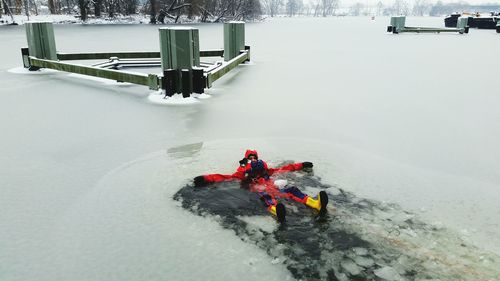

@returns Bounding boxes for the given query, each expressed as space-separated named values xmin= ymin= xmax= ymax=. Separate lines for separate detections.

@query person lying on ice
xmin=193 ymin=149 xmax=328 ymax=223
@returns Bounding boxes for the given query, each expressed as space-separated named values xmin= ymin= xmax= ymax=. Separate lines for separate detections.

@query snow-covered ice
xmin=1 ymin=16 xmax=500 ymax=281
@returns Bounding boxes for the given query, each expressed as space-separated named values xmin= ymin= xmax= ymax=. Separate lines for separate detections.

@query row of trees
xmin=0 ymin=0 xmax=262 ymax=22
xmin=145 ymin=0 xmax=262 ymax=23
xmin=1 ymin=0 xmax=493 ymax=22
xmin=261 ymin=0 xmax=459 ymax=17
xmin=261 ymin=0 xmax=494 ymax=17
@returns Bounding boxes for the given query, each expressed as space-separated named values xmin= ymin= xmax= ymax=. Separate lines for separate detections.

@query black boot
xmin=318 ymin=191 xmax=329 ymax=217
xmin=276 ymin=203 xmax=286 ymax=223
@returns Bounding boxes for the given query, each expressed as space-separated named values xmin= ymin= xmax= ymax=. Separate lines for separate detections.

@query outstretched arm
xmin=193 ymin=168 xmax=247 ymax=187
xmin=267 ymin=161 xmax=313 ymax=176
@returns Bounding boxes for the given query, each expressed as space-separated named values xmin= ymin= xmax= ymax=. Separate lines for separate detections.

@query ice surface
xmin=2 ymin=17 xmax=500 ymax=281
xmin=67 ymin=72 xmax=133 ymax=85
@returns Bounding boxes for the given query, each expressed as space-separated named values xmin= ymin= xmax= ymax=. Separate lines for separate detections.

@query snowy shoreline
xmin=0 ymin=13 xmax=271 ymax=25
xmin=0 ymin=14 xmax=191 ymax=25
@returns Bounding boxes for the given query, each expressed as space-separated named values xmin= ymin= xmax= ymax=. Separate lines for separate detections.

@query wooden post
xmin=390 ymin=16 xmax=406 ymax=33
xmin=224 ymin=21 xmax=245 ymax=62
xmin=181 ymin=69 xmax=192 ymax=98
xmin=192 ymin=67 xmax=205 ymax=94
xmin=21 ymin=47 xmax=32 ymax=69
xmin=25 ymin=21 xmax=58 ymax=62
xmin=457 ymin=17 xmax=469 ymax=34
xmin=159 ymin=27 xmax=200 ymax=95
xmin=162 ymin=69 xmax=176 ymax=97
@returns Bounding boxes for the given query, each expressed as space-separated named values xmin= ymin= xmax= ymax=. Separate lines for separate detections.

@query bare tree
xmin=105 ymin=0 xmax=119 ymax=17
xmin=376 ymin=1 xmax=384 ymax=16
xmin=29 ymin=0 xmax=37 ymax=14
xmin=262 ymin=0 xmax=282 ymax=17
xmin=2 ymin=0 xmax=261 ymax=23
xmin=47 ymin=0 xmax=56 ymax=13
xmin=3 ymin=0 xmax=12 ymax=15
xmin=349 ymin=2 xmax=363 ymax=16
xmin=412 ymin=0 xmax=430 ymax=16
xmin=2 ymin=0 xmax=16 ymax=21
xmin=94 ymin=0 xmax=101 ymax=17
xmin=286 ymin=0 xmax=302 ymax=16
xmin=239 ymin=0 xmax=261 ymax=20
xmin=78 ymin=0 xmax=89 ymax=21
xmin=313 ymin=0 xmax=320 ymax=16
xmin=391 ymin=0 xmax=410 ymax=15
xmin=123 ymin=0 xmax=137 ymax=15
xmin=313 ymin=0 xmax=338 ymax=17
xmin=149 ymin=0 xmax=157 ymax=22
xmin=322 ymin=0 xmax=338 ymax=16
xmin=15 ymin=0 xmax=21 ymax=13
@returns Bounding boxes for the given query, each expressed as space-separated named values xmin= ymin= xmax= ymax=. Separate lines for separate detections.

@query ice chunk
xmin=271 ymin=258 xmax=281 ymax=264
xmin=274 ymin=179 xmax=288 ymax=189
xmin=353 ymin=256 xmax=374 ymax=268
xmin=340 ymin=259 xmax=363 ymax=276
xmin=352 ymin=247 xmax=368 ymax=256
xmin=374 ymin=266 xmax=402 ymax=281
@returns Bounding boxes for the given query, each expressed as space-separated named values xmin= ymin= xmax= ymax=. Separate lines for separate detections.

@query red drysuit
xmin=199 ymin=150 xmax=311 ymax=210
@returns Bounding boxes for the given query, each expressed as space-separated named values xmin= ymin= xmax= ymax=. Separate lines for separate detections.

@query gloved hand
xmin=194 ymin=176 xmax=207 ymax=187
xmin=239 ymin=158 xmax=248 ymax=167
xmin=302 ymin=162 xmax=313 ymax=168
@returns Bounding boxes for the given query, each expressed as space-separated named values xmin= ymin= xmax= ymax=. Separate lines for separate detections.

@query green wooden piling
xmin=457 ymin=17 xmax=468 ymax=29
xmin=159 ymin=27 xmax=200 ymax=71
xmin=389 ymin=16 xmax=468 ymax=34
xmin=159 ymin=27 xmax=200 ymax=94
xmin=224 ymin=21 xmax=245 ymax=62
xmin=390 ymin=16 xmax=406 ymax=33
xmin=25 ymin=21 xmax=57 ymax=61
xmin=457 ymin=17 xmax=469 ymax=33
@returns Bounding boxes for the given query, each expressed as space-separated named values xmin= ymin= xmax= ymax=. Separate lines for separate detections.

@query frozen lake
xmin=1 ymin=17 xmax=500 ymax=280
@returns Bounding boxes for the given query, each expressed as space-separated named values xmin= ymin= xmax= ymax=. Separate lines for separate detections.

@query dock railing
xmin=21 ymin=21 xmax=250 ymax=98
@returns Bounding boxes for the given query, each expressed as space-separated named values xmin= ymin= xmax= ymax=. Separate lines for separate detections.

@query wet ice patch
xmin=167 ymin=142 xmax=203 ymax=159
xmin=238 ymin=215 xmax=277 ymax=234
xmin=174 ymin=165 xmax=500 ymax=281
